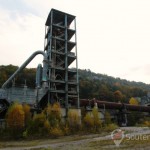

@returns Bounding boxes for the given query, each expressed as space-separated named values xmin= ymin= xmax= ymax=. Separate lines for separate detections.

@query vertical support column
xmin=47 ymin=10 xmax=53 ymax=105
xmin=65 ymin=14 xmax=68 ymax=109
xmin=44 ymin=25 xmax=46 ymax=51
xmin=74 ymin=18 xmax=80 ymax=108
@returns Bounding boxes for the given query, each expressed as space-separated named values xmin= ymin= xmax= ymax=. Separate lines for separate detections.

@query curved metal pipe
xmin=2 ymin=50 xmax=48 ymax=89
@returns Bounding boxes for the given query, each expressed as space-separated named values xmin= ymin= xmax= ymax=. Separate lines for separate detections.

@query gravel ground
xmin=0 ymin=127 xmax=150 ymax=150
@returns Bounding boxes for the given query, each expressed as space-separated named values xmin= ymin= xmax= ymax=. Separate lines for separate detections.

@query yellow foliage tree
xmin=51 ymin=102 xmax=61 ymax=121
xmin=83 ymin=113 xmax=94 ymax=130
xmin=67 ymin=110 xmax=80 ymax=133
xmin=92 ymin=107 xmax=102 ymax=131
xmin=129 ymin=97 xmax=139 ymax=105
xmin=6 ymin=103 xmax=25 ymax=136
xmin=43 ymin=119 xmax=51 ymax=133
xmin=22 ymin=104 xmax=31 ymax=127
xmin=45 ymin=102 xmax=61 ymax=127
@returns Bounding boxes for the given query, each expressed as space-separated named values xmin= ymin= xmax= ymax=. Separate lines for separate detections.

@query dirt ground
xmin=0 ymin=127 xmax=150 ymax=150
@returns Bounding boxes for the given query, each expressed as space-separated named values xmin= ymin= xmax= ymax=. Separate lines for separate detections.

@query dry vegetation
xmin=0 ymin=102 xmax=150 ymax=149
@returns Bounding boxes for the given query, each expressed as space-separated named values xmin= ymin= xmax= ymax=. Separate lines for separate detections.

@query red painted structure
xmin=77 ymin=99 xmax=150 ymax=112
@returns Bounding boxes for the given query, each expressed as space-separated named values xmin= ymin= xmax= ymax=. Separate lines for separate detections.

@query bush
xmin=62 ymin=124 xmax=70 ymax=135
xmin=83 ymin=107 xmax=102 ymax=133
xmin=104 ymin=111 xmax=112 ymax=125
xmin=6 ymin=102 xmax=25 ymax=137
xmin=67 ymin=109 xmax=80 ymax=133
xmin=50 ymin=127 xmax=63 ymax=138
xmin=144 ymin=121 xmax=150 ymax=127
xmin=33 ymin=113 xmax=46 ymax=127
xmin=45 ymin=103 xmax=61 ymax=127
xmin=27 ymin=113 xmax=46 ymax=135
xmin=22 ymin=104 xmax=31 ymax=127
xmin=83 ymin=113 xmax=94 ymax=131
xmin=23 ymin=129 xmax=28 ymax=138
xmin=92 ymin=107 xmax=102 ymax=131
xmin=104 ymin=123 xmax=118 ymax=132
xmin=43 ymin=119 xmax=51 ymax=133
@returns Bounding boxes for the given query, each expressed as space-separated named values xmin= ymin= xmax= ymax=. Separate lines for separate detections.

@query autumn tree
xmin=6 ymin=102 xmax=25 ymax=136
xmin=67 ymin=109 xmax=80 ymax=133
xmin=114 ymin=90 xmax=124 ymax=102
xmin=83 ymin=113 xmax=94 ymax=131
xmin=92 ymin=107 xmax=102 ymax=131
xmin=129 ymin=97 xmax=139 ymax=105
xmin=128 ymin=98 xmax=141 ymax=126
xmin=45 ymin=102 xmax=61 ymax=127
xmin=22 ymin=104 xmax=31 ymax=127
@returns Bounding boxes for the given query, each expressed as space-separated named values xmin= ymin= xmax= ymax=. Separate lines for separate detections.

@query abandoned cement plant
xmin=0 ymin=8 xmax=150 ymax=128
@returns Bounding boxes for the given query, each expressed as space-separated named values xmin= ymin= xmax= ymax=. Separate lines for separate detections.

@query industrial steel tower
xmin=44 ymin=9 xmax=79 ymax=109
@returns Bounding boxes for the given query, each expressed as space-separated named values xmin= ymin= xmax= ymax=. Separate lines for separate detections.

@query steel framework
xmin=44 ymin=9 xmax=79 ymax=108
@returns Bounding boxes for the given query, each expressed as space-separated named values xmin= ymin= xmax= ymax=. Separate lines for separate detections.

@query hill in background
xmin=0 ymin=65 xmax=150 ymax=103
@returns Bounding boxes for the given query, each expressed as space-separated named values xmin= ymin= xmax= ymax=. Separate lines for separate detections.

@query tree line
xmin=1 ymin=102 xmax=119 ymax=139
xmin=0 ymin=65 xmax=149 ymax=103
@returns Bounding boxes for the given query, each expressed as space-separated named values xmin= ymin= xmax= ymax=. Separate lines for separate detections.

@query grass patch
xmin=0 ymin=134 xmax=100 ymax=149
xmin=0 ymin=133 xmax=149 ymax=150
xmin=88 ymin=134 xmax=150 ymax=149
xmin=0 ymin=140 xmax=39 ymax=148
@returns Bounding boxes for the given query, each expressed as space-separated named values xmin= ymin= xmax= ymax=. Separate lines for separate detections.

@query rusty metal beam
xmin=79 ymin=99 xmax=150 ymax=112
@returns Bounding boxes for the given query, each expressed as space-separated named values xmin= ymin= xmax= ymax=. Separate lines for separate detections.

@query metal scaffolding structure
xmin=0 ymin=9 xmax=149 ymax=125
xmin=44 ymin=9 xmax=79 ymax=108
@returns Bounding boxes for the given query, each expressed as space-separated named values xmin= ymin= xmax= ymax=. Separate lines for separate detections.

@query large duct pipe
xmin=2 ymin=50 xmax=48 ymax=89
xmin=79 ymin=99 xmax=150 ymax=112
xmin=36 ymin=64 xmax=42 ymax=88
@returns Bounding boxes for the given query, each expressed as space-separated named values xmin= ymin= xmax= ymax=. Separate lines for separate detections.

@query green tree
xmin=27 ymin=113 xmax=46 ymax=135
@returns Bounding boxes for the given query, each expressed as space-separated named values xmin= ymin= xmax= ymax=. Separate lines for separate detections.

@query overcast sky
xmin=1 ymin=0 xmax=150 ymax=84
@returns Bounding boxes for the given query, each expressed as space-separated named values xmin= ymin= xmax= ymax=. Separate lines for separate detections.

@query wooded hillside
xmin=0 ymin=65 xmax=149 ymax=103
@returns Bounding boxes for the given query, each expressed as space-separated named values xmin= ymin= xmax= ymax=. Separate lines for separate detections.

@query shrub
xmin=104 ymin=123 xmax=118 ymax=132
xmin=144 ymin=121 xmax=150 ymax=127
xmin=45 ymin=103 xmax=61 ymax=127
xmin=27 ymin=113 xmax=46 ymax=135
xmin=33 ymin=113 xmax=46 ymax=127
xmin=92 ymin=107 xmax=102 ymax=131
xmin=50 ymin=127 xmax=63 ymax=138
xmin=62 ymin=124 xmax=70 ymax=135
xmin=43 ymin=119 xmax=51 ymax=133
xmin=104 ymin=111 xmax=112 ymax=125
xmin=6 ymin=102 xmax=25 ymax=137
xmin=22 ymin=104 xmax=31 ymax=127
xmin=22 ymin=129 xmax=28 ymax=138
xmin=83 ymin=113 xmax=94 ymax=131
xmin=127 ymin=111 xmax=142 ymax=126
xmin=67 ymin=109 xmax=80 ymax=133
